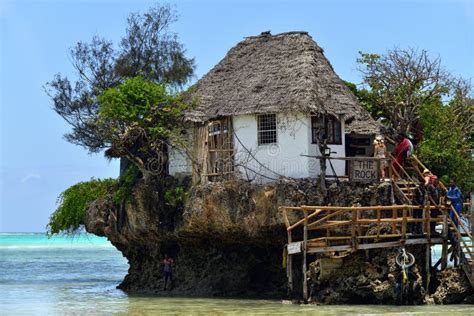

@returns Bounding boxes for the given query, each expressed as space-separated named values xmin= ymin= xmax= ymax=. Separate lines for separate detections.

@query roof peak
xmin=245 ymin=31 xmax=310 ymax=40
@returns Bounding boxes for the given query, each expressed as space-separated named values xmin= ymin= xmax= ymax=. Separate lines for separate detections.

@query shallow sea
xmin=1 ymin=233 xmax=473 ymax=315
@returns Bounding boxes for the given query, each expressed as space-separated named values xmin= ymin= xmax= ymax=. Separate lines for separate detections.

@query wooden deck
xmin=281 ymin=202 xmax=473 ymax=301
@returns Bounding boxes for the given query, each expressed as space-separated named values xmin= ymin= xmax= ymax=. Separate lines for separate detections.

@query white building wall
xmin=233 ymin=113 xmax=312 ymax=183
xmin=307 ymin=118 xmax=346 ymax=178
xmin=168 ymin=130 xmax=193 ymax=176
xmin=169 ymin=113 xmax=348 ymax=181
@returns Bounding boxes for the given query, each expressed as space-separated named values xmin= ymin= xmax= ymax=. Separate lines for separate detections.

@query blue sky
xmin=1 ymin=0 xmax=473 ymax=232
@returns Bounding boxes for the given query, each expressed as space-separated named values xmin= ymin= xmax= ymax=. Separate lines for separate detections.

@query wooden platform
xmin=281 ymin=201 xmax=474 ymax=300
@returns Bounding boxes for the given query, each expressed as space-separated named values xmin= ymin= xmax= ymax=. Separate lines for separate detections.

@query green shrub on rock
xmin=47 ymin=178 xmax=117 ymax=236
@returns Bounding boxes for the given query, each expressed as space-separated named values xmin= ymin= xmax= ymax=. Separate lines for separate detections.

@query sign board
xmin=349 ymin=159 xmax=379 ymax=183
xmin=287 ymin=241 xmax=302 ymax=254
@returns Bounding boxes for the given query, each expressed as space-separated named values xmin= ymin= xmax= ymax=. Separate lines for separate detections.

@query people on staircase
xmin=424 ymin=170 xmax=441 ymax=236
xmin=163 ymin=254 xmax=174 ymax=290
xmin=373 ymin=135 xmax=387 ymax=180
xmin=411 ymin=182 xmax=426 ymax=235
xmin=392 ymin=133 xmax=413 ymax=178
xmin=447 ymin=177 xmax=463 ymax=228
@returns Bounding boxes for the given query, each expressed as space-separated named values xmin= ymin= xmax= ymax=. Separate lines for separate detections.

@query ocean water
xmin=1 ymin=233 xmax=473 ymax=315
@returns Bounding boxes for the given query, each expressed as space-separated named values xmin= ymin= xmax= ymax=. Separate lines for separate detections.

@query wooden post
xmin=351 ymin=207 xmax=357 ymax=251
xmin=287 ymin=230 xmax=293 ymax=296
xmin=426 ymin=244 xmax=431 ymax=292
xmin=426 ymin=202 xmax=431 ymax=240
xmin=392 ymin=207 xmax=397 ymax=235
xmin=376 ymin=209 xmax=381 ymax=240
xmin=441 ymin=213 xmax=448 ymax=270
xmin=424 ymin=199 xmax=430 ymax=236
xmin=402 ymin=207 xmax=407 ymax=240
xmin=471 ymin=193 xmax=474 ymax=235
xmin=303 ymin=210 xmax=308 ymax=303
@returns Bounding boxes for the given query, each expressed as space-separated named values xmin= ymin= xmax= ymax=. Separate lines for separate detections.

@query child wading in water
xmin=163 ymin=254 xmax=174 ymax=290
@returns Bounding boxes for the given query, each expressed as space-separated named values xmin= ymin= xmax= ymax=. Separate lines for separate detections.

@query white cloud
xmin=20 ymin=173 xmax=41 ymax=183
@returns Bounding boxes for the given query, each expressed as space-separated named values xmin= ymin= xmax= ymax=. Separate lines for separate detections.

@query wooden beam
xmin=471 ymin=192 xmax=474 ymax=236
xmin=287 ymin=230 xmax=293 ymax=296
xmin=306 ymin=238 xmax=443 ymax=253
xmin=426 ymin=244 xmax=431 ymax=292
xmin=441 ymin=214 xmax=448 ymax=270
xmin=287 ymin=209 xmax=322 ymax=231
xmin=302 ymin=210 xmax=308 ymax=303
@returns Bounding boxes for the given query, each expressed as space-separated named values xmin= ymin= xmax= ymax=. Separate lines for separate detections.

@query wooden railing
xmin=281 ymin=204 xmax=452 ymax=253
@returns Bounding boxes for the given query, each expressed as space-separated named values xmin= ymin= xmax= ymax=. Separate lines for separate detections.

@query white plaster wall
xmin=168 ymin=130 xmax=193 ymax=176
xmin=307 ymin=118 xmax=346 ymax=178
xmin=233 ymin=113 xmax=311 ymax=183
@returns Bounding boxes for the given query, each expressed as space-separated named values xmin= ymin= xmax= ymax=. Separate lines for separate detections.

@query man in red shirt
xmin=392 ymin=133 xmax=412 ymax=177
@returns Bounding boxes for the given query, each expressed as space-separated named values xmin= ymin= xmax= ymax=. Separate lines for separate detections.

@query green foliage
xmin=47 ymin=178 xmax=117 ymax=236
xmin=97 ymin=76 xmax=189 ymax=142
xmin=164 ymin=186 xmax=188 ymax=208
xmin=46 ymin=4 xmax=194 ymax=152
xmin=417 ymin=100 xmax=473 ymax=191
xmin=96 ymin=76 xmax=192 ymax=179
xmin=113 ymin=165 xmax=140 ymax=204
xmin=344 ymin=81 xmax=385 ymax=120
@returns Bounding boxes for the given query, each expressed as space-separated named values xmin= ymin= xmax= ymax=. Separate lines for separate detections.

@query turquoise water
xmin=1 ymin=233 xmax=473 ymax=315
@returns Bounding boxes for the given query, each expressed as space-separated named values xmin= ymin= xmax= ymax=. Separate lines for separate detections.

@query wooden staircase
xmin=394 ymin=179 xmax=418 ymax=204
xmin=447 ymin=210 xmax=474 ymax=287
xmin=400 ymin=155 xmax=474 ymax=287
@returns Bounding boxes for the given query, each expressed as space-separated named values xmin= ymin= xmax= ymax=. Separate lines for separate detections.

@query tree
xmin=417 ymin=98 xmax=473 ymax=191
xmin=45 ymin=4 xmax=195 ymax=153
xmin=96 ymin=76 xmax=192 ymax=181
xmin=344 ymin=81 xmax=384 ymax=121
xmin=357 ymin=48 xmax=452 ymax=135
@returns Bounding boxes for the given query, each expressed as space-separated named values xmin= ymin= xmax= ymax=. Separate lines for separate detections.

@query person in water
xmin=163 ymin=254 xmax=174 ymax=290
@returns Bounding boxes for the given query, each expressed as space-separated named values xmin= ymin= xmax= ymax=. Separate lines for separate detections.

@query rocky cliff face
xmin=84 ymin=177 xmax=472 ymax=303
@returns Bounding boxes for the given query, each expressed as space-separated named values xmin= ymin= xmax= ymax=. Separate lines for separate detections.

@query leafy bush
xmin=47 ymin=178 xmax=117 ymax=236
xmin=164 ymin=186 xmax=188 ymax=208
xmin=112 ymin=165 xmax=140 ymax=204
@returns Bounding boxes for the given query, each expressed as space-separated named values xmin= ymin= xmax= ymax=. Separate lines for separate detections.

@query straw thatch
xmin=185 ymin=31 xmax=380 ymax=135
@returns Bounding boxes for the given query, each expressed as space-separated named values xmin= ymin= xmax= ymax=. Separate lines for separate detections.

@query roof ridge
xmin=244 ymin=31 xmax=310 ymax=40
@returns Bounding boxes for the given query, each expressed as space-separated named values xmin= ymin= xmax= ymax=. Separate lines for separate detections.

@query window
xmin=257 ymin=114 xmax=277 ymax=145
xmin=311 ymin=115 xmax=342 ymax=145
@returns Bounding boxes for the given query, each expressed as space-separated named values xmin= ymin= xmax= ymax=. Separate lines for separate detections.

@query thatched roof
xmin=185 ymin=31 xmax=380 ymax=134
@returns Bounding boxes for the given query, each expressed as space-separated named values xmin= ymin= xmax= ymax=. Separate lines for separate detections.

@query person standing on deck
xmin=373 ymin=135 xmax=387 ymax=180
xmin=447 ymin=178 xmax=463 ymax=227
xmin=391 ymin=133 xmax=412 ymax=177
xmin=163 ymin=254 xmax=174 ymax=290
xmin=425 ymin=172 xmax=441 ymax=236
xmin=411 ymin=183 xmax=426 ymax=235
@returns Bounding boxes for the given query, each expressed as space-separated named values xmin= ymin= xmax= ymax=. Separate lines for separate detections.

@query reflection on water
xmin=1 ymin=233 xmax=473 ymax=315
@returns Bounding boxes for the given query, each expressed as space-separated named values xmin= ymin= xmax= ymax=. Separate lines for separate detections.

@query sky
xmin=0 ymin=0 xmax=473 ymax=232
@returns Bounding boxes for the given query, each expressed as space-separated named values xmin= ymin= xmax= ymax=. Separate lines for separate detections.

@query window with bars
xmin=311 ymin=115 xmax=342 ymax=145
xmin=257 ymin=114 xmax=277 ymax=145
